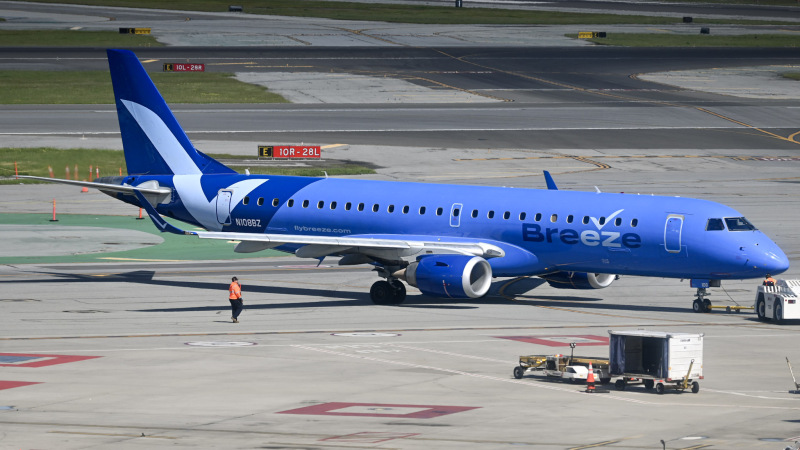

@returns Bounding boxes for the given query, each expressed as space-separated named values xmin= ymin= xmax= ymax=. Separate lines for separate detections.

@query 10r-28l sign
xmin=259 ymin=146 xmax=321 ymax=159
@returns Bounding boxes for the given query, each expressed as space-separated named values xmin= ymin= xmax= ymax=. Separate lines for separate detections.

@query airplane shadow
xmin=10 ymin=270 xmax=699 ymax=315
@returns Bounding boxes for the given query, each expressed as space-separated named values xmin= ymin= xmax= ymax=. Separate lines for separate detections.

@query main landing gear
xmin=369 ymin=279 xmax=407 ymax=305
xmin=692 ymin=287 xmax=712 ymax=313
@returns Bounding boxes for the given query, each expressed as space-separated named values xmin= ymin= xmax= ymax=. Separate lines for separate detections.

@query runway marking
xmin=278 ymin=402 xmax=479 ymax=419
xmin=0 ymin=381 xmax=41 ymax=390
xmin=321 ymin=431 xmax=420 ymax=444
xmin=568 ymin=440 xmax=621 ymax=450
xmin=0 ymin=353 xmax=100 ymax=368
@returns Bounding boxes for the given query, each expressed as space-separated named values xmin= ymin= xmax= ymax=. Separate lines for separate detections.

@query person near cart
xmin=228 ymin=276 xmax=243 ymax=323
xmin=764 ymin=274 xmax=776 ymax=287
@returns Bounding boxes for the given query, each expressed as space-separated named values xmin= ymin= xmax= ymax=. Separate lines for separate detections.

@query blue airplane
xmin=25 ymin=49 xmax=790 ymax=312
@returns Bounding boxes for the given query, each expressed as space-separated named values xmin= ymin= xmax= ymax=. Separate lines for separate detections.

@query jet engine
xmin=401 ymin=255 xmax=492 ymax=299
xmin=541 ymin=272 xmax=616 ymax=289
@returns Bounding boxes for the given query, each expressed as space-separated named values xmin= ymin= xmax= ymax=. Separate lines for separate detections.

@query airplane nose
xmin=756 ymin=239 xmax=790 ymax=276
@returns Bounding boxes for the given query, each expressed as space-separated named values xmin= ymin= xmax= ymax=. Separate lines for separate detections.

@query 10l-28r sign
xmin=259 ymin=146 xmax=322 ymax=159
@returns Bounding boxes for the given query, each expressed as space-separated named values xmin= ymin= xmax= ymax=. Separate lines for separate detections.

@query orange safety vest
xmin=229 ymin=281 xmax=242 ymax=300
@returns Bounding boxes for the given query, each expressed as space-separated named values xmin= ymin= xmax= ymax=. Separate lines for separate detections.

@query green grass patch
xmin=0 ymin=71 xmax=287 ymax=104
xmin=572 ymin=33 xmax=800 ymax=47
xmin=19 ymin=0 xmax=793 ymax=25
xmin=0 ymin=213 xmax=283 ymax=264
xmin=0 ymin=29 xmax=161 ymax=47
xmin=782 ymin=72 xmax=800 ymax=81
xmin=1 ymin=148 xmax=375 ymax=183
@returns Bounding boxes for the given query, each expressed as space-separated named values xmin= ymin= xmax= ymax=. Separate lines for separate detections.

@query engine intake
xmin=402 ymin=255 xmax=492 ymax=299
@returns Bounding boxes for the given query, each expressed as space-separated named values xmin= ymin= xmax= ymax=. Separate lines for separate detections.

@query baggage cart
xmin=609 ymin=330 xmax=703 ymax=394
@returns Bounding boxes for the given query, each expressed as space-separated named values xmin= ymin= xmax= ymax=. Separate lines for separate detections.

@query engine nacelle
xmin=403 ymin=255 xmax=492 ymax=299
xmin=542 ymin=272 xmax=616 ymax=289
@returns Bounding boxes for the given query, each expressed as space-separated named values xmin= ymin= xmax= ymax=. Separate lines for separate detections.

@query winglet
xmin=133 ymin=190 xmax=194 ymax=236
xmin=543 ymin=170 xmax=558 ymax=190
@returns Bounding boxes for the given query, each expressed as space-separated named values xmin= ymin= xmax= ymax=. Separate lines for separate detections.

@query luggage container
xmin=609 ymin=330 xmax=703 ymax=394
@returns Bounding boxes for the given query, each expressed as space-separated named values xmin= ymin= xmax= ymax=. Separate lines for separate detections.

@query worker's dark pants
xmin=229 ymin=299 xmax=243 ymax=319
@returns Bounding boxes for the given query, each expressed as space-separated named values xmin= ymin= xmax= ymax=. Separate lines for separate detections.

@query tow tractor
xmin=513 ymin=343 xmax=610 ymax=384
xmin=755 ymin=279 xmax=800 ymax=323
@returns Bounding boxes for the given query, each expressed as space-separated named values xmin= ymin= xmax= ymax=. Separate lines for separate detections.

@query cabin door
xmin=664 ymin=214 xmax=684 ymax=253
xmin=216 ymin=189 xmax=233 ymax=225
xmin=450 ymin=203 xmax=463 ymax=228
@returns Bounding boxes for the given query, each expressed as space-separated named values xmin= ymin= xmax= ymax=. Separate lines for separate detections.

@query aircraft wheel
xmin=691 ymin=381 xmax=700 ymax=394
xmin=389 ymin=279 xmax=407 ymax=304
xmin=643 ymin=379 xmax=654 ymax=390
xmin=370 ymin=281 xmax=394 ymax=305
xmin=655 ymin=383 xmax=665 ymax=395
xmin=513 ymin=366 xmax=525 ymax=379
xmin=774 ymin=302 xmax=784 ymax=324
xmin=692 ymin=299 xmax=704 ymax=313
xmin=703 ymin=299 xmax=712 ymax=312
xmin=756 ymin=298 xmax=767 ymax=321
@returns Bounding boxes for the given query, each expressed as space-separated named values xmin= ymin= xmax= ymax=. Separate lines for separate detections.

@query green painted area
xmin=573 ymin=33 xmax=800 ymax=47
xmin=0 ymin=213 xmax=283 ymax=264
xmin=0 ymin=29 xmax=161 ymax=47
xmin=0 ymin=71 xmax=287 ymax=105
xmin=18 ymin=0 xmax=793 ymax=25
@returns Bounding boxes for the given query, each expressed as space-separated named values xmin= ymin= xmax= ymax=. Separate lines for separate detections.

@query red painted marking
xmin=321 ymin=432 xmax=420 ymax=443
xmin=496 ymin=335 xmax=609 ymax=347
xmin=278 ymin=402 xmax=479 ymax=419
xmin=0 ymin=353 xmax=101 ymax=368
xmin=0 ymin=381 xmax=41 ymax=390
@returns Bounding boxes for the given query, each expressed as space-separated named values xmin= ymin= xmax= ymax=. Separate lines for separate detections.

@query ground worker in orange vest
xmin=764 ymin=274 xmax=776 ymax=287
xmin=229 ymin=276 xmax=243 ymax=323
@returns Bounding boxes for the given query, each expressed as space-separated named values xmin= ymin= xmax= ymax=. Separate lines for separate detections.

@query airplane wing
xmin=132 ymin=191 xmax=505 ymax=261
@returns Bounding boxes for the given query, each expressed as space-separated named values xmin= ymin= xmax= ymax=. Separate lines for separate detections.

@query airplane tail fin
xmin=107 ymin=49 xmax=235 ymax=176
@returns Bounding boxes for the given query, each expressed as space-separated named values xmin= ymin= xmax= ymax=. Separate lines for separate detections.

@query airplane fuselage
xmin=106 ymin=173 xmax=787 ymax=281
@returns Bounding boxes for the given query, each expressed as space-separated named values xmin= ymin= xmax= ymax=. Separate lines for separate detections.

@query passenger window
xmin=488 ymin=211 xmax=495 ymax=219
xmin=519 ymin=212 xmax=526 ymax=221
xmin=550 ymin=214 xmax=557 ymax=223
xmin=436 ymin=207 xmax=443 ymax=216
xmin=372 ymin=204 xmax=379 ymax=212
xmin=725 ymin=217 xmax=757 ymax=231
xmin=272 ymin=198 xmax=279 ymax=207
xmin=472 ymin=209 xmax=478 ymax=218
xmin=287 ymin=199 xmax=294 ymax=207
xmin=614 ymin=217 xmax=622 ymax=226
xmin=419 ymin=206 xmax=426 ymax=215
xmin=567 ymin=215 xmax=574 ymax=224
xmin=302 ymin=200 xmax=309 ymax=208
xmin=535 ymin=213 xmax=542 ymax=222
xmin=357 ymin=203 xmax=365 ymax=211
xmin=503 ymin=211 xmax=510 ymax=220
xmin=317 ymin=201 xmax=324 ymax=209
xmin=583 ymin=216 xmax=590 ymax=225
xmin=257 ymin=197 xmax=264 ymax=206
xmin=243 ymin=196 xmax=249 ymax=205
xmin=402 ymin=205 xmax=409 ymax=214
xmin=598 ymin=217 xmax=606 ymax=225
xmin=345 ymin=202 xmax=352 ymax=211
xmin=330 ymin=201 xmax=337 ymax=210
xmin=706 ymin=218 xmax=725 ymax=231
xmin=631 ymin=218 xmax=638 ymax=227
xmin=388 ymin=205 xmax=395 ymax=213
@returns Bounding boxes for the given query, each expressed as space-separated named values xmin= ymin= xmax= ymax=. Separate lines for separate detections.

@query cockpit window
xmin=706 ymin=218 xmax=725 ymax=231
xmin=725 ymin=217 xmax=756 ymax=231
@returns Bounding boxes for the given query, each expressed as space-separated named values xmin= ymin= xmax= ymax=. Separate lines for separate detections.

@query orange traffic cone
xmin=585 ymin=362 xmax=596 ymax=393
xmin=81 ymin=187 xmax=88 ymax=193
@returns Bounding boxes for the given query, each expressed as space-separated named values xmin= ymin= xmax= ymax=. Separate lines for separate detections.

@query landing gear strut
xmin=692 ymin=288 xmax=712 ymax=313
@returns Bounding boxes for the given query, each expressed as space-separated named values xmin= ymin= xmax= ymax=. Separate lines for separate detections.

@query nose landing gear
xmin=692 ymin=288 xmax=712 ymax=313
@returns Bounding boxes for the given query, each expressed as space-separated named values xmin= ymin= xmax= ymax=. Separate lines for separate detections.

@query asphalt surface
xmin=3 ymin=2 xmax=800 ymax=449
